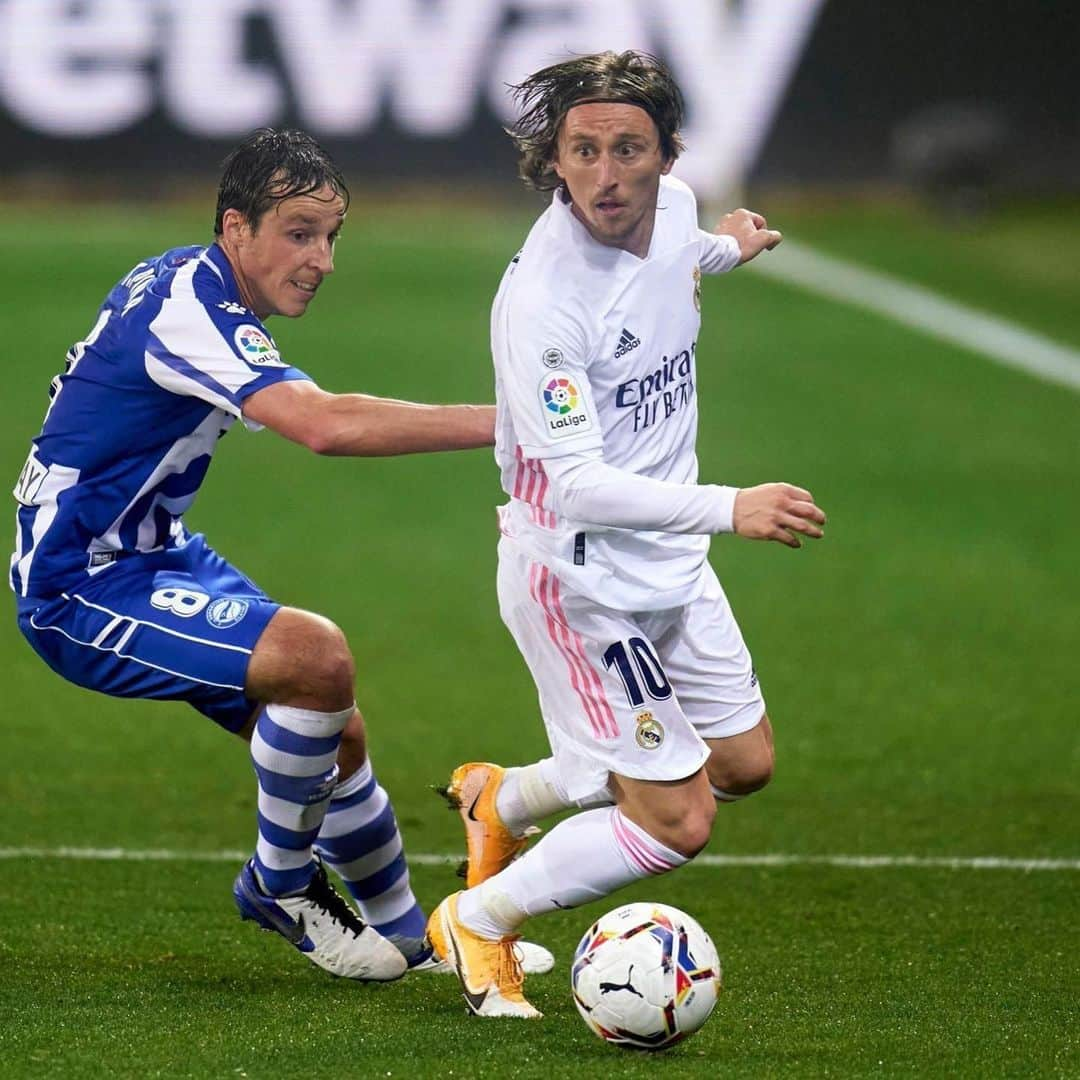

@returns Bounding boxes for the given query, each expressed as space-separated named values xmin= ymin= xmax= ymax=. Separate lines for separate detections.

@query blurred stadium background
xmin=1 ymin=2 xmax=1077 ymax=1077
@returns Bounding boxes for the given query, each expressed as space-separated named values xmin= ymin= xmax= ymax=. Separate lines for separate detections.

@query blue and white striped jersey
xmin=10 ymin=243 xmax=310 ymax=604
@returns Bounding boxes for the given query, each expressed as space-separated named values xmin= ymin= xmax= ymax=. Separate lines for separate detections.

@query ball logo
xmin=234 ymin=324 xmax=283 ymax=366
xmin=538 ymin=373 xmax=591 ymax=438
xmin=206 ymin=597 xmax=249 ymax=629
xmin=543 ymin=377 xmax=579 ymax=415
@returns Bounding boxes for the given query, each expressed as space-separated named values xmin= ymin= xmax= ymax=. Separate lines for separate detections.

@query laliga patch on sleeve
xmin=538 ymin=374 xmax=592 ymax=438
xmin=233 ymin=324 xmax=285 ymax=367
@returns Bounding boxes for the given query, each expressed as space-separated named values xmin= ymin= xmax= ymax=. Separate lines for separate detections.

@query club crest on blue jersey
xmin=206 ymin=597 xmax=250 ymax=629
xmin=539 ymin=375 xmax=591 ymax=438
xmin=234 ymin=325 xmax=284 ymax=367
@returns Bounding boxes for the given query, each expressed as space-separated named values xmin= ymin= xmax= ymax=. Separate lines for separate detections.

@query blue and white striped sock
xmin=250 ymin=703 xmax=353 ymax=897
xmin=315 ymin=759 xmax=428 ymax=961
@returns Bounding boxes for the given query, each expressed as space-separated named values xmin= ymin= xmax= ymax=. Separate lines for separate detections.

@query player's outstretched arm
xmin=243 ymin=380 xmax=494 ymax=456
xmin=713 ymin=208 xmax=782 ymax=265
xmin=732 ymin=483 xmax=826 ymax=548
xmin=545 ymin=457 xmax=825 ymax=545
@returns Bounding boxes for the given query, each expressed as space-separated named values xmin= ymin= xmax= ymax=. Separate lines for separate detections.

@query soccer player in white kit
xmin=427 ymin=51 xmax=826 ymax=1018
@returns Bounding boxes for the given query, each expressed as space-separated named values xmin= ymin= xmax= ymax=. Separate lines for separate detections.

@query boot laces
xmin=304 ymin=865 xmax=368 ymax=939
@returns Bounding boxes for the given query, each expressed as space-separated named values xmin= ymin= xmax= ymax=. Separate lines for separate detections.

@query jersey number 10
xmin=602 ymin=637 xmax=673 ymax=708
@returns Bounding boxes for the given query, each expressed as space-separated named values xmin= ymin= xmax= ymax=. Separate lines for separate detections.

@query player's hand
xmin=732 ymin=483 xmax=825 ymax=548
xmin=714 ymin=208 xmax=782 ymax=264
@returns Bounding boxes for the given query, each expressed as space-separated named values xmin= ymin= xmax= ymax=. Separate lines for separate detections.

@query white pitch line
xmin=0 ymin=847 xmax=1076 ymax=871
xmin=748 ymin=239 xmax=1080 ymax=393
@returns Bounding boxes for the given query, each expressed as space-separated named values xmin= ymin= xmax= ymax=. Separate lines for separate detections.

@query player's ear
xmin=221 ymin=208 xmax=252 ymax=245
xmin=660 ymin=155 xmax=674 ymax=177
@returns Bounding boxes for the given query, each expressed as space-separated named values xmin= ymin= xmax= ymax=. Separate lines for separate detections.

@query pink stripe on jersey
xmin=512 ymin=445 xmax=556 ymax=530
xmin=611 ymin=810 xmax=680 ymax=876
xmin=549 ymin=574 xmax=618 ymax=737
xmin=532 ymin=460 xmax=555 ymax=529
xmin=528 ymin=563 xmax=599 ymax=735
xmin=529 ymin=563 xmax=618 ymax=740
xmin=522 ymin=459 xmax=539 ymax=506
xmin=529 ymin=563 xmax=616 ymax=740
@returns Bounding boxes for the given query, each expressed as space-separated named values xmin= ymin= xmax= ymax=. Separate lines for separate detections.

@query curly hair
xmin=506 ymin=50 xmax=686 ymax=192
xmin=214 ymin=128 xmax=350 ymax=235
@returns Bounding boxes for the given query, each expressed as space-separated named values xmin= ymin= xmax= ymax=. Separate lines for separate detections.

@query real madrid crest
xmin=634 ymin=711 xmax=665 ymax=750
xmin=692 ymin=265 xmax=702 ymax=312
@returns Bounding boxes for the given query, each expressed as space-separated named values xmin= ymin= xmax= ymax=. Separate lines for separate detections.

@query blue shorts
xmin=17 ymin=534 xmax=279 ymax=733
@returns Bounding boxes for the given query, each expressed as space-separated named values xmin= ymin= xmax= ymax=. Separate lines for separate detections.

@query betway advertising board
xmin=0 ymin=0 xmax=823 ymax=199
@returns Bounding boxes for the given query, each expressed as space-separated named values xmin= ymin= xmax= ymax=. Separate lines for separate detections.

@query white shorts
xmin=497 ymin=536 xmax=766 ymax=800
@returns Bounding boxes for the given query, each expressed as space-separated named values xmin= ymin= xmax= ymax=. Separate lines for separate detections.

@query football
xmin=571 ymin=902 xmax=722 ymax=1050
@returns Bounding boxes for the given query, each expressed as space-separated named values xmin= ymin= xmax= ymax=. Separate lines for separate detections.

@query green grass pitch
xmin=0 ymin=196 xmax=1077 ymax=1078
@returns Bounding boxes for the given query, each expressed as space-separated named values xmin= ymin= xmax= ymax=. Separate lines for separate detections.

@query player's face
xmin=554 ymin=103 xmax=673 ymax=259
xmin=223 ymin=185 xmax=346 ymax=319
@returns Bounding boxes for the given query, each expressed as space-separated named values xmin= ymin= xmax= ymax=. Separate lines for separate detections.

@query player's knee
xmin=674 ymin=802 xmax=717 ymax=858
xmin=649 ymin=793 xmax=716 ymax=859
xmin=707 ymin=717 xmax=775 ymax=799
xmin=712 ymin=748 xmax=774 ymax=798
xmin=249 ymin=608 xmax=356 ymax=709
xmin=298 ymin=619 xmax=355 ymax=703
xmin=336 ymin=710 xmax=368 ymax=779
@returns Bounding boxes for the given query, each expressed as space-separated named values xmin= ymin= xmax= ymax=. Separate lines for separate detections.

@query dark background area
xmin=1 ymin=0 xmax=1077 ymax=195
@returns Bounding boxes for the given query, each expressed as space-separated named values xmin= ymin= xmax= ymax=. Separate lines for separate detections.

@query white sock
xmin=457 ymin=807 xmax=687 ymax=939
xmin=710 ymin=783 xmax=746 ymax=803
xmin=496 ymin=757 xmax=613 ymax=832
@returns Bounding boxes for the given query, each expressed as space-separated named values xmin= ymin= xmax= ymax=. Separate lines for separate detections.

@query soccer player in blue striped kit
xmin=9 ymin=129 xmax=551 ymax=981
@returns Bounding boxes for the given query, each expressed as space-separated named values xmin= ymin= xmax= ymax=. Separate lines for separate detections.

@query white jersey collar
xmin=549 ymin=186 xmax=661 ymax=268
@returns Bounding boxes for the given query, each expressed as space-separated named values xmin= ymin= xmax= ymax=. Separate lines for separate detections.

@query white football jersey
xmin=493 ymin=174 xmax=739 ymax=611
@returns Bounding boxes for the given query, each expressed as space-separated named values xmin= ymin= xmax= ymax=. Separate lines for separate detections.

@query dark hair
xmin=213 ymin=128 xmax=350 ymax=235
xmin=506 ymin=50 xmax=686 ymax=192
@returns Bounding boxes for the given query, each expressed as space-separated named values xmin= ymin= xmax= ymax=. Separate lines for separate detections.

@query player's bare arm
xmin=243 ymin=378 xmax=495 ymax=455
xmin=713 ymin=207 xmax=783 ymax=264
xmin=732 ymin=482 xmax=826 ymax=548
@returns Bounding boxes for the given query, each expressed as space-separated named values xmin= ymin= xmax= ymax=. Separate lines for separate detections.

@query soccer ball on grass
xmin=571 ymin=902 xmax=721 ymax=1050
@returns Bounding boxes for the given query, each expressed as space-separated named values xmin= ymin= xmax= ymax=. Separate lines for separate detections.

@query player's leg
xmin=429 ymin=771 xmax=710 ymax=1019
xmin=428 ymin=542 xmax=710 ymax=1017
xmin=243 ymin=597 xmax=552 ymax=976
xmin=242 ymin=606 xmax=355 ymax=893
xmin=16 ymin=550 xmax=400 ymax=980
xmin=245 ymin=612 xmax=542 ymax=975
xmin=236 ymin=606 xmax=407 ymax=980
xmin=439 ymin=755 xmax=612 ymax=890
xmin=309 ymin=709 xmax=430 ymax=966
xmin=441 ymin=565 xmax=767 ymax=864
xmin=655 ymin=564 xmax=772 ymax=806
xmin=453 ymin=768 xmax=712 ymax=935
xmin=705 ymin=713 xmax=774 ymax=802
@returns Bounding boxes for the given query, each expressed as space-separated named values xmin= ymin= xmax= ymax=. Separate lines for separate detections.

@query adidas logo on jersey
xmin=614 ymin=327 xmax=641 ymax=358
